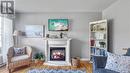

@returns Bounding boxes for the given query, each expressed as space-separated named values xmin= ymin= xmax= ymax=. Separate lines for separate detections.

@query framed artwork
xmin=25 ymin=25 xmax=45 ymax=38
xmin=48 ymin=19 xmax=69 ymax=31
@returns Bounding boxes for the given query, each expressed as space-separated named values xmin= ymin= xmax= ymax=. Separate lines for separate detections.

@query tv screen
xmin=48 ymin=19 xmax=69 ymax=31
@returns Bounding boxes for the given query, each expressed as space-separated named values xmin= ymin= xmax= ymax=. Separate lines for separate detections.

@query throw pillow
xmin=14 ymin=47 xmax=26 ymax=56
xmin=105 ymin=52 xmax=120 ymax=72
xmin=105 ymin=52 xmax=130 ymax=73
xmin=118 ymin=55 xmax=130 ymax=73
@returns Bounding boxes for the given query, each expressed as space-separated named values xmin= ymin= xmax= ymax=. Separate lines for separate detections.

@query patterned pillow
xmin=105 ymin=52 xmax=130 ymax=73
xmin=118 ymin=55 xmax=130 ymax=73
xmin=14 ymin=47 xmax=26 ymax=56
xmin=105 ymin=52 xmax=120 ymax=72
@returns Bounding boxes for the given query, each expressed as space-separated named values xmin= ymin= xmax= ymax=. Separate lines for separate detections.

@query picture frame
xmin=48 ymin=19 xmax=69 ymax=31
xmin=25 ymin=25 xmax=45 ymax=38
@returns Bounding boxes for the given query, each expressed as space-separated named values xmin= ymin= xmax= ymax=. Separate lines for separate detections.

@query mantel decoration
xmin=25 ymin=25 xmax=45 ymax=38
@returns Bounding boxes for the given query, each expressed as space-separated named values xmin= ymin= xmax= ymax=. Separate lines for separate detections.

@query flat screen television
xmin=48 ymin=19 xmax=69 ymax=31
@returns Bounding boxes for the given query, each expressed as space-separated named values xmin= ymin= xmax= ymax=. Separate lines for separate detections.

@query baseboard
xmin=0 ymin=54 xmax=6 ymax=68
xmin=80 ymin=58 xmax=90 ymax=61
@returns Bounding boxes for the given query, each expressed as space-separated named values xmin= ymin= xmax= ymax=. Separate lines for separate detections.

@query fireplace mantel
xmin=44 ymin=38 xmax=72 ymax=66
xmin=45 ymin=38 xmax=71 ymax=41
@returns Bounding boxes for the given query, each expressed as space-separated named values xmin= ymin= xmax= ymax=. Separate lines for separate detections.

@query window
xmin=0 ymin=16 xmax=13 ymax=62
xmin=0 ymin=17 xmax=2 ymax=54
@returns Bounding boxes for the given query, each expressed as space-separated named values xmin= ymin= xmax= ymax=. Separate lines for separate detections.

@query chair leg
xmin=8 ymin=65 xmax=11 ymax=73
xmin=8 ymin=69 xmax=11 ymax=73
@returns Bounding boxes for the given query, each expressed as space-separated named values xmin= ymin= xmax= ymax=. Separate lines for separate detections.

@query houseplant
xmin=34 ymin=52 xmax=45 ymax=64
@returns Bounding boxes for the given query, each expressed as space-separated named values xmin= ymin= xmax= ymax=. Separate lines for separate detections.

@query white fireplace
xmin=44 ymin=38 xmax=71 ymax=66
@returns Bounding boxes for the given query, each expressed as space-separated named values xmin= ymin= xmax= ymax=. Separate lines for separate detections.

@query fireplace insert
xmin=50 ymin=47 xmax=65 ymax=61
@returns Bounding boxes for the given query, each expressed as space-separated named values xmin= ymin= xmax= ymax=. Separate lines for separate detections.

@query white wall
xmin=103 ymin=0 xmax=130 ymax=54
xmin=15 ymin=0 xmax=117 ymax=12
xmin=14 ymin=12 xmax=102 ymax=59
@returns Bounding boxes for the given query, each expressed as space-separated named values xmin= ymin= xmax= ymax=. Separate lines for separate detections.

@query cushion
xmin=14 ymin=47 xmax=26 ymax=56
xmin=119 ymin=56 xmax=130 ymax=73
xmin=11 ymin=55 xmax=29 ymax=62
xmin=105 ymin=52 xmax=130 ymax=73
xmin=105 ymin=52 xmax=119 ymax=72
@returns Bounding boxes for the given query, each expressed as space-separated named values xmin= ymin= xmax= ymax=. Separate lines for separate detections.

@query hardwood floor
xmin=0 ymin=61 xmax=92 ymax=73
xmin=80 ymin=61 xmax=93 ymax=73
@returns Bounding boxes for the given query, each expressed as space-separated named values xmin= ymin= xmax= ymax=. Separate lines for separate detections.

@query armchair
xmin=92 ymin=56 xmax=119 ymax=73
xmin=7 ymin=46 xmax=32 ymax=73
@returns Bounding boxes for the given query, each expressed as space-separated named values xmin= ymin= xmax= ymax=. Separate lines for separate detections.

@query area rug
xmin=13 ymin=63 xmax=87 ymax=73
xmin=27 ymin=68 xmax=86 ymax=73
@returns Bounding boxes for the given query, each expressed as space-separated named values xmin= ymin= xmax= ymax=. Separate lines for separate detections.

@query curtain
xmin=1 ymin=17 xmax=14 ymax=63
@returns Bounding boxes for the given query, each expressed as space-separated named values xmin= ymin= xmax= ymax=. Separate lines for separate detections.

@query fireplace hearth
xmin=50 ymin=47 xmax=65 ymax=61
xmin=45 ymin=38 xmax=72 ymax=66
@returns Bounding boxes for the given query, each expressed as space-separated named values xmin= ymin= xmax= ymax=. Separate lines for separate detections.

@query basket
xmin=71 ymin=57 xmax=80 ymax=67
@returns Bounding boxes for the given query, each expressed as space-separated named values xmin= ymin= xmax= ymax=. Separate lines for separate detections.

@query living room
xmin=0 ymin=0 xmax=130 ymax=73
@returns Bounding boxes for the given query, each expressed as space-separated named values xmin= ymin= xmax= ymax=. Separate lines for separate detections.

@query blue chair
xmin=92 ymin=48 xmax=130 ymax=73
xmin=92 ymin=56 xmax=119 ymax=73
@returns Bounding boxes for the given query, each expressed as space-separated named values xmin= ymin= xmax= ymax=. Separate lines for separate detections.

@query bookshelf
xmin=89 ymin=20 xmax=108 ymax=60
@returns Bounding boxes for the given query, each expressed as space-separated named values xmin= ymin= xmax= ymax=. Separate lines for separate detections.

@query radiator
xmin=0 ymin=54 xmax=5 ymax=67
xmin=0 ymin=54 xmax=3 ymax=64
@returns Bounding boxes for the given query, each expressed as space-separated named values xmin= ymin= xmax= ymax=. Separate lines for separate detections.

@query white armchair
xmin=7 ymin=46 xmax=32 ymax=73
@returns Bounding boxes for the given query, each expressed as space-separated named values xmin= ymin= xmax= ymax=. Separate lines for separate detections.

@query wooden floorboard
xmin=0 ymin=61 xmax=92 ymax=73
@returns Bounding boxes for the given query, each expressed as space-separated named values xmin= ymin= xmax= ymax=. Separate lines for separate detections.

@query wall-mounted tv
xmin=48 ymin=19 xmax=69 ymax=31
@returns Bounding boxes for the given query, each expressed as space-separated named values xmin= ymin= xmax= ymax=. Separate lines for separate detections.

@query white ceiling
xmin=15 ymin=0 xmax=117 ymax=13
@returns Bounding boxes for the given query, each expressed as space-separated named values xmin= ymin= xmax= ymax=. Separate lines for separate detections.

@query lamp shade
xmin=13 ymin=30 xmax=22 ymax=36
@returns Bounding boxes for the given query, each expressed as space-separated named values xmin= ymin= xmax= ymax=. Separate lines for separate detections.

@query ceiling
xmin=15 ymin=0 xmax=118 ymax=13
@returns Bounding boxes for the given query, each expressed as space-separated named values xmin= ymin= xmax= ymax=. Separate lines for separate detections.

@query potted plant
xmin=34 ymin=52 xmax=45 ymax=64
